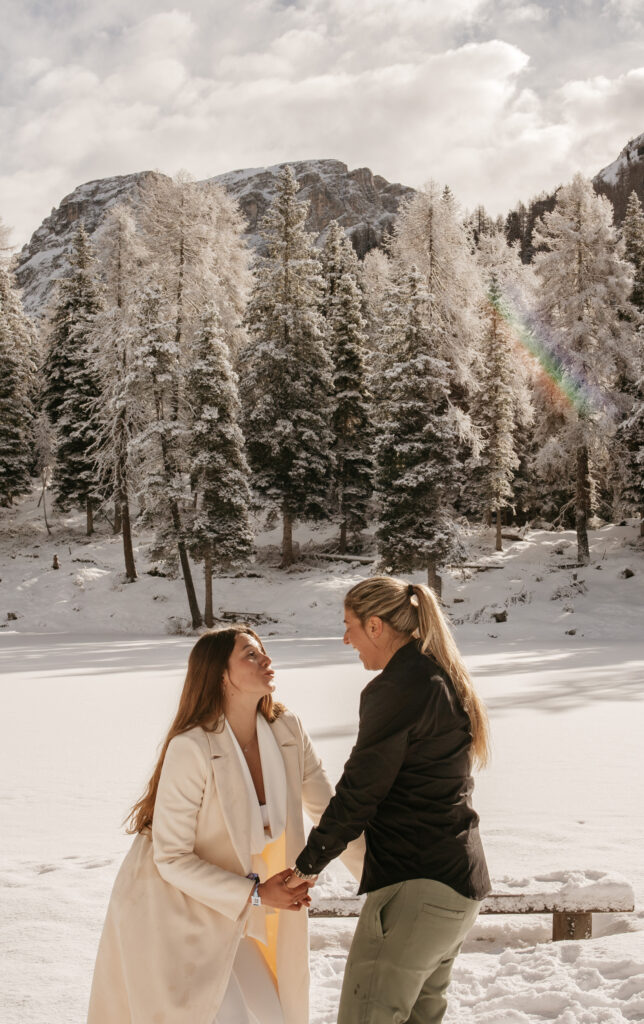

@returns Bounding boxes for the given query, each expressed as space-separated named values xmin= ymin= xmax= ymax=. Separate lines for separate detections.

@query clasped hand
xmin=256 ymin=868 xmax=314 ymax=911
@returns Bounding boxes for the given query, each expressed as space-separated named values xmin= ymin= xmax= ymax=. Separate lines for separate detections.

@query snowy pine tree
xmin=43 ymin=223 xmax=103 ymax=534
xmin=320 ymin=220 xmax=359 ymax=310
xmin=474 ymin=232 xmax=534 ymax=549
xmin=534 ymin=174 xmax=637 ymax=562
xmin=129 ymin=281 xmax=202 ymax=627
xmin=623 ymin=192 xmax=644 ymax=313
xmin=320 ymin=223 xmax=375 ymax=551
xmin=186 ymin=308 xmax=253 ymax=626
xmin=616 ymin=191 xmax=644 ymax=534
xmin=376 ymin=265 xmax=463 ymax=597
xmin=241 ymin=165 xmax=334 ymax=567
xmin=0 ymin=258 xmax=37 ymax=505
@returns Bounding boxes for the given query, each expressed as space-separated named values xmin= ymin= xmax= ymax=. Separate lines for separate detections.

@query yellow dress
xmin=214 ymin=720 xmax=289 ymax=1024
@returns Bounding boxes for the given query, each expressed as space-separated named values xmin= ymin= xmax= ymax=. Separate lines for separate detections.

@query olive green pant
xmin=337 ymin=879 xmax=480 ymax=1024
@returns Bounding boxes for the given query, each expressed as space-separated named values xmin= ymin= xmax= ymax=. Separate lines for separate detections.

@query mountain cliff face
xmin=14 ymin=171 xmax=164 ymax=318
xmin=14 ymin=159 xmax=415 ymax=318
xmin=211 ymin=159 xmax=413 ymax=255
xmin=593 ymin=132 xmax=644 ymax=222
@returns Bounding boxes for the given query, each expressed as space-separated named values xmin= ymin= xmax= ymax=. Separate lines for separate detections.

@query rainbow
xmin=488 ymin=283 xmax=616 ymax=419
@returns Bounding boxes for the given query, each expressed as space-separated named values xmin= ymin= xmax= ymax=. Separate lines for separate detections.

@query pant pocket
xmin=421 ymin=903 xmax=465 ymax=921
xmin=371 ymin=883 xmax=404 ymax=940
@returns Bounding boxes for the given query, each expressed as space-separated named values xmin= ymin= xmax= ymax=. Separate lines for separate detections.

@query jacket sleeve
xmin=152 ymin=732 xmax=253 ymax=922
xmin=295 ymin=677 xmax=412 ymax=877
xmin=299 ymin=720 xmax=365 ymax=882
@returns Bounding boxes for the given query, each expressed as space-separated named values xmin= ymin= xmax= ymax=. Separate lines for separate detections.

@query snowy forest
xmin=1 ymin=167 xmax=643 ymax=628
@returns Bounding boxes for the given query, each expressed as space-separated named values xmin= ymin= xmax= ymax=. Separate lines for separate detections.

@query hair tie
xmin=407 ymin=583 xmax=419 ymax=607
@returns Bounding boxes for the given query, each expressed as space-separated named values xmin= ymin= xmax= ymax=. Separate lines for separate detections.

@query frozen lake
xmin=1 ymin=631 xmax=643 ymax=1023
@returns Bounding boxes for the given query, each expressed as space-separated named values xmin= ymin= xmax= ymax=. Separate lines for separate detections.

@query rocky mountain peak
xmin=592 ymin=132 xmax=644 ymax=222
xmin=15 ymin=159 xmax=415 ymax=318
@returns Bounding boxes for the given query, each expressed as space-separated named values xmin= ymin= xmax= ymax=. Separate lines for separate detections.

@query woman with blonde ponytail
xmin=289 ymin=576 xmax=490 ymax=1024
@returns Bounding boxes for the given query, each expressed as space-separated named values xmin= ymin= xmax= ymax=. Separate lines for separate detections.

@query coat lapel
xmin=270 ymin=715 xmax=305 ymax=863
xmin=205 ymin=726 xmax=253 ymax=872
xmin=205 ymin=715 xmax=304 ymax=872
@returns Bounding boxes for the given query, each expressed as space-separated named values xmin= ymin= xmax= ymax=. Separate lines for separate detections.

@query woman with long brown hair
xmin=289 ymin=576 xmax=490 ymax=1024
xmin=88 ymin=625 xmax=363 ymax=1024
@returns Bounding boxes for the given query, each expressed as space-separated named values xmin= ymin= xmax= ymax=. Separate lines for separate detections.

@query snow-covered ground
xmin=1 ymin=496 xmax=643 ymax=1022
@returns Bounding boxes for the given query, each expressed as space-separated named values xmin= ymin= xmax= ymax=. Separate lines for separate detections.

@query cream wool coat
xmin=87 ymin=710 xmax=364 ymax=1024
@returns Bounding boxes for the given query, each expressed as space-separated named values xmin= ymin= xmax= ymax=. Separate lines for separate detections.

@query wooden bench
xmin=309 ymin=873 xmax=635 ymax=941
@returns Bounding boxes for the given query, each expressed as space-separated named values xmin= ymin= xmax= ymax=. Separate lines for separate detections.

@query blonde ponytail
xmin=345 ymin=576 xmax=490 ymax=769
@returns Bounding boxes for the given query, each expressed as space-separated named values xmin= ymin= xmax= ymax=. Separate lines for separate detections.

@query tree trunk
xmin=281 ymin=510 xmax=294 ymax=568
xmin=121 ymin=499 xmax=137 ymax=582
xmin=575 ymin=444 xmax=591 ymax=564
xmin=204 ymin=546 xmax=214 ymax=628
xmin=427 ymin=561 xmax=442 ymax=600
xmin=86 ymin=497 xmax=94 ymax=536
xmin=115 ymin=435 xmax=136 ymax=581
xmin=40 ymin=481 xmax=52 ymax=536
xmin=485 ymin=509 xmax=492 ymax=528
xmin=496 ymin=509 xmax=503 ymax=552
xmin=339 ymin=519 xmax=347 ymax=555
xmin=175 ymin=526 xmax=203 ymax=628
xmin=157 ymin=413 xmax=202 ymax=627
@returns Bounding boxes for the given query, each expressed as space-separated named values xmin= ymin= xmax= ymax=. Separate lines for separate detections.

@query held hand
xmin=257 ymin=868 xmax=312 ymax=911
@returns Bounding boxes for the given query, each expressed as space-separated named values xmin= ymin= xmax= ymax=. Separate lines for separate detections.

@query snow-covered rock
xmin=593 ymin=131 xmax=644 ymax=222
xmin=14 ymin=160 xmax=415 ymax=318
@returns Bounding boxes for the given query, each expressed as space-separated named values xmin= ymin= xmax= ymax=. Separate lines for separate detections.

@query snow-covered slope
xmin=1 ymin=486 xmax=643 ymax=644
xmin=1 ymin=495 xmax=643 ymax=1024
xmin=13 ymin=159 xmax=414 ymax=318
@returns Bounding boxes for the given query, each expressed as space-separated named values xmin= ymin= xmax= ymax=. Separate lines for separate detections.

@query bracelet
xmin=292 ymin=865 xmax=318 ymax=881
xmin=246 ymin=872 xmax=261 ymax=906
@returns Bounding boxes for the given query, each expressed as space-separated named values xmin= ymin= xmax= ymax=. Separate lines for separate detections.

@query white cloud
xmin=1 ymin=0 xmax=643 ymax=247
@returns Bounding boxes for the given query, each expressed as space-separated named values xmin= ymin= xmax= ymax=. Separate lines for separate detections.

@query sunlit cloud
xmin=1 ymin=0 xmax=643 ymax=247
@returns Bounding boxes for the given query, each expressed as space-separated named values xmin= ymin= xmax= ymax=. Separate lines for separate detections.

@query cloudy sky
xmin=2 ymin=0 xmax=644 ymax=248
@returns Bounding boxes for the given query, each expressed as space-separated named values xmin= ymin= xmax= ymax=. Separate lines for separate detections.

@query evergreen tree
xmin=616 ymin=191 xmax=644 ymax=534
xmin=0 ymin=260 xmax=37 ymax=505
xmin=331 ymin=282 xmax=375 ymax=550
xmin=389 ymin=183 xmax=485 ymax=546
xmin=320 ymin=223 xmax=375 ymax=551
xmin=241 ymin=165 xmax=334 ymax=567
xmin=186 ymin=309 xmax=254 ymax=626
xmin=623 ymin=192 xmax=644 ymax=312
xmin=474 ymin=233 xmax=534 ymax=549
xmin=534 ymin=174 xmax=637 ymax=562
xmin=376 ymin=266 xmax=463 ymax=597
xmin=320 ymin=220 xmax=359 ymax=311
xmin=129 ymin=282 xmax=202 ymax=627
xmin=43 ymin=223 xmax=103 ymax=534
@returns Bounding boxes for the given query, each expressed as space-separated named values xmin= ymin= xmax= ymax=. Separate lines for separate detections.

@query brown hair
xmin=125 ymin=625 xmax=283 ymax=833
xmin=345 ymin=577 xmax=490 ymax=769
